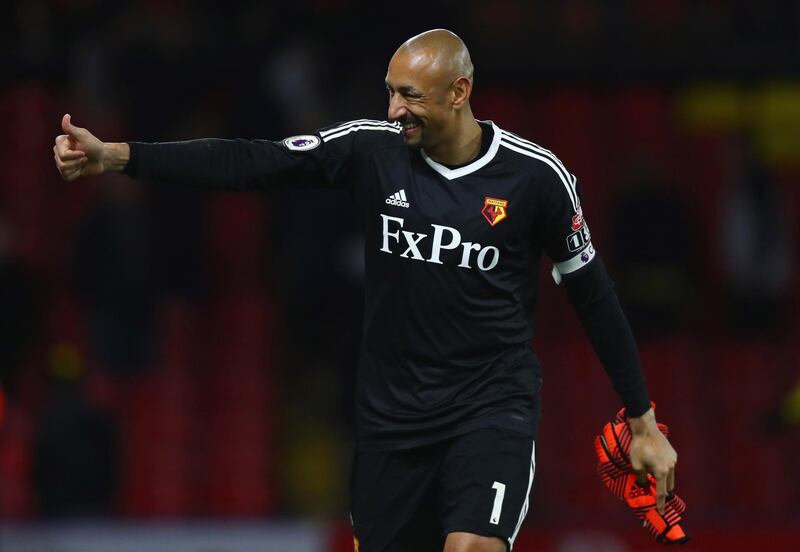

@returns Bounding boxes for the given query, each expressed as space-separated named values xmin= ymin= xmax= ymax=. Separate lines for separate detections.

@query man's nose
xmin=388 ymin=95 xmax=407 ymax=121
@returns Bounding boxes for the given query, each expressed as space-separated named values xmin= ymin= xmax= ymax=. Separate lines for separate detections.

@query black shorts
xmin=350 ymin=427 xmax=536 ymax=552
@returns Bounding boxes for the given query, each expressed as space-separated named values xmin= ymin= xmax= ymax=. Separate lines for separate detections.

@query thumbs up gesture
xmin=53 ymin=114 xmax=108 ymax=181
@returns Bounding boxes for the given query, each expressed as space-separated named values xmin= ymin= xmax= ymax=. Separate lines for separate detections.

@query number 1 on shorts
xmin=490 ymin=481 xmax=506 ymax=525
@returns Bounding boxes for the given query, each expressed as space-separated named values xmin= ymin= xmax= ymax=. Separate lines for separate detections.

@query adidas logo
xmin=385 ymin=189 xmax=410 ymax=208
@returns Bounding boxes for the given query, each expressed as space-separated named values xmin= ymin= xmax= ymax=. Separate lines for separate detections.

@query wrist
xmin=627 ymin=407 xmax=657 ymax=436
xmin=103 ymin=142 xmax=130 ymax=172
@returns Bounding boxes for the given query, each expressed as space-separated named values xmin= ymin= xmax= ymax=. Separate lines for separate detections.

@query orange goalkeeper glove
xmin=594 ymin=404 xmax=689 ymax=545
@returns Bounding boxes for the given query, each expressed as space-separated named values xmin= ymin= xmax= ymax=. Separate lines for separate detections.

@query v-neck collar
xmin=420 ymin=121 xmax=501 ymax=180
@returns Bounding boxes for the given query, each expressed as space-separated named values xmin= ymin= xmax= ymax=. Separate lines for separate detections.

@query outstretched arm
xmin=54 ymin=114 xmax=347 ymax=191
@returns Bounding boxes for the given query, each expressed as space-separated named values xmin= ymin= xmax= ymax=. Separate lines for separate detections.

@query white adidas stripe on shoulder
xmin=499 ymin=138 xmax=579 ymax=211
xmin=499 ymin=130 xmax=578 ymax=209
xmin=319 ymin=119 xmax=396 ymax=137
xmin=320 ymin=120 xmax=401 ymax=142
xmin=498 ymin=132 xmax=579 ymax=211
xmin=500 ymin=131 xmax=573 ymax=186
xmin=322 ymin=123 xmax=401 ymax=143
xmin=501 ymin=130 xmax=565 ymax=167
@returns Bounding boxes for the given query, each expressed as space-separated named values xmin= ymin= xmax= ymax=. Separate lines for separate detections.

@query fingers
xmin=53 ymin=149 xmax=88 ymax=181
xmin=53 ymin=145 xmax=86 ymax=169
xmin=631 ymin=457 xmax=648 ymax=486
xmin=54 ymin=135 xmax=85 ymax=160
xmin=61 ymin=164 xmax=86 ymax=181
xmin=655 ymin=471 xmax=667 ymax=515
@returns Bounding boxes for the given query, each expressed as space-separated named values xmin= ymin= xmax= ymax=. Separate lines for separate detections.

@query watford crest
xmin=482 ymin=196 xmax=509 ymax=226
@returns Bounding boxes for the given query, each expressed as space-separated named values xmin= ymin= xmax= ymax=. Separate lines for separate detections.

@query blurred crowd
xmin=1 ymin=0 xmax=799 ymax=532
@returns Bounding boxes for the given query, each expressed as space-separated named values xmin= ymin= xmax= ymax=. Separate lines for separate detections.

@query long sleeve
xmin=121 ymin=129 xmax=360 ymax=191
xmin=123 ymin=139 xmax=317 ymax=190
xmin=562 ymin=256 xmax=651 ymax=417
xmin=533 ymin=165 xmax=650 ymax=417
xmin=121 ymin=120 xmax=404 ymax=192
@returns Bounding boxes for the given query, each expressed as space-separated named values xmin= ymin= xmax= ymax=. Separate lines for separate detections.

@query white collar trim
xmin=420 ymin=120 xmax=501 ymax=180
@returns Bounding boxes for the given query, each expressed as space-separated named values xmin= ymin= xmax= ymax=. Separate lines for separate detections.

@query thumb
xmin=61 ymin=113 xmax=73 ymax=135
xmin=62 ymin=113 xmax=86 ymax=139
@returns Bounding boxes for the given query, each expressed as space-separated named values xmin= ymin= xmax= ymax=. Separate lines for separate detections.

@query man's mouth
xmin=401 ymin=119 xmax=421 ymax=137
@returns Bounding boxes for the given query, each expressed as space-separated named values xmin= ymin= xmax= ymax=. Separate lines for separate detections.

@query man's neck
xmin=424 ymin=116 xmax=483 ymax=166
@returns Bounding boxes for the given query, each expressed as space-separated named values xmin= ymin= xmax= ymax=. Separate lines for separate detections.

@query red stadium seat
xmin=207 ymin=196 xmax=269 ymax=291
xmin=638 ymin=337 xmax=713 ymax=514
xmin=708 ymin=340 xmax=789 ymax=516
xmin=118 ymin=300 xmax=198 ymax=516
xmin=0 ymin=411 xmax=35 ymax=518
xmin=195 ymin=292 xmax=277 ymax=516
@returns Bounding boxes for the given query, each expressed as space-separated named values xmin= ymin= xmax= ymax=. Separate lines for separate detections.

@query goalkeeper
xmin=54 ymin=29 xmax=678 ymax=551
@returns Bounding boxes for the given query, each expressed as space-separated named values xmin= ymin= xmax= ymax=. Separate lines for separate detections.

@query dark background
xmin=1 ymin=0 xmax=799 ymax=548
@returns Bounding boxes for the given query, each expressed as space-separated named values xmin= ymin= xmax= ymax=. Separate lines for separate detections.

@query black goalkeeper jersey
xmin=124 ymin=118 xmax=645 ymax=452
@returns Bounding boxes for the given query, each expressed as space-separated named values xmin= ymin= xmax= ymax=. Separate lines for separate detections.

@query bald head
xmin=394 ymin=29 xmax=474 ymax=84
xmin=385 ymin=29 xmax=480 ymax=155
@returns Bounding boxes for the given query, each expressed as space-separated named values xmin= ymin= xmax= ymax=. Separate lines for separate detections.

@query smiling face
xmin=385 ymin=49 xmax=454 ymax=150
xmin=385 ymin=30 xmax=475 ymax=153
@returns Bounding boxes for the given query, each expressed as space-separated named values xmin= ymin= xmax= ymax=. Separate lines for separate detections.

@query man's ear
xmin=451 ymin=77 xmax=472 ymax=109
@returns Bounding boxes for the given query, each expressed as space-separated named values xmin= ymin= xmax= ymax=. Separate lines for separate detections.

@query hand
xmin=53 ymin=114 xmax=108 ymax=181
xmin=627 ymin=408 xmax=677 ymax=515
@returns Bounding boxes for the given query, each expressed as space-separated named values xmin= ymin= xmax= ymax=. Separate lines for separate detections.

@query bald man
xmin=55 ymin=29 xmax=677 ymax=552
